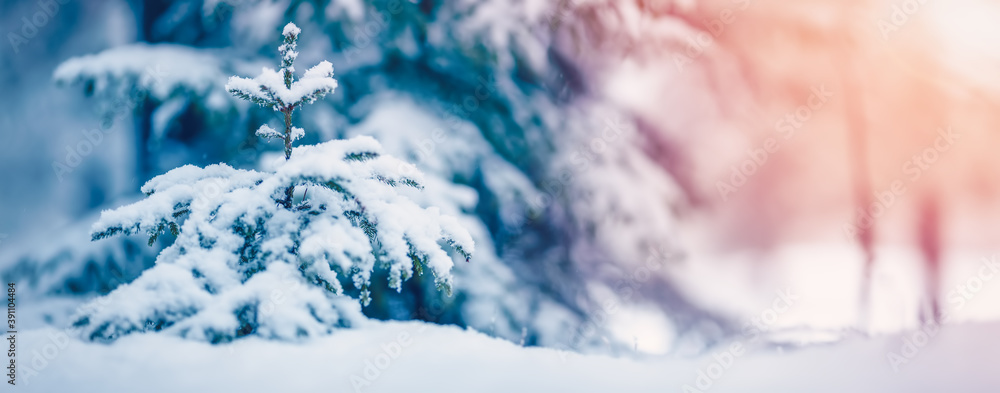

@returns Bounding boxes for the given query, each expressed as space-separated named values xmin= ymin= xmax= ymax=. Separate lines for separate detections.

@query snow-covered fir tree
xmin=72 ymin=24 xmax=474 ymax=343
xmin=6 ymin=0 xmax=716 ymax=353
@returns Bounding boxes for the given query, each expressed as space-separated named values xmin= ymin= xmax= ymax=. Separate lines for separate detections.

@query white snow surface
xmin=14 ymin=319 xmax=1000 ymax=392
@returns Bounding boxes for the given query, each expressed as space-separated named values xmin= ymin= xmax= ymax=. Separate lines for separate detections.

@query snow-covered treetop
xmin=282 ymin=22 xmax=302 ymax=39
xmin=227 ymin=23 xmax=337 ymax=160
xmin=280 ymin=22 xmax=301 ymax=74
xmin=225 ymin=23 xmax=337 ymax=111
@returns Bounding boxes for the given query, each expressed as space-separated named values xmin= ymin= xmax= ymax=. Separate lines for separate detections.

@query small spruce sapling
xmin=74 ymin=23 xmax=474 ymax=343
xmin=225 ymin=22 xmax=337 ymax=207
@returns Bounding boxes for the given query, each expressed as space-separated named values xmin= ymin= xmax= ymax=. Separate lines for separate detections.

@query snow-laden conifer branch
xmin=82 ymin=137 xmax=473 ymax=342
xmin=224 ymin=63 xmax=337 ymax=111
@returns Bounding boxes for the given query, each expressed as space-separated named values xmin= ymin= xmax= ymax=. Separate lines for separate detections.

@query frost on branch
xmin=254 ymin=124 xmax=280 ymax=140
xmin=224 ymin=24 xmax=337 ymax=111
xmin=78 ymin=137 xmax=474 ymax=343
xmin=224 ymin=61 xmax=337 ymax=110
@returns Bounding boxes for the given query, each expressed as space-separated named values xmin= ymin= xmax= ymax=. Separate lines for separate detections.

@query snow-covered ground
xmin=8 ymin=238 xmax=1000 ymax=391
xmin=13 ymin=318 xmax=1000 ymax=392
